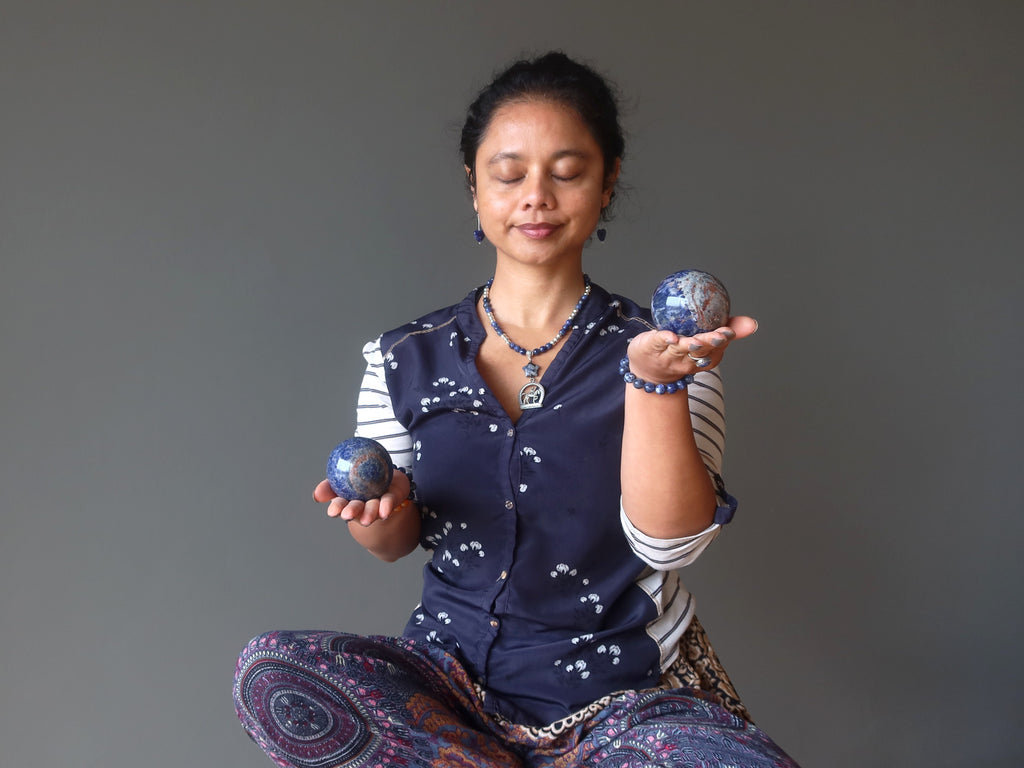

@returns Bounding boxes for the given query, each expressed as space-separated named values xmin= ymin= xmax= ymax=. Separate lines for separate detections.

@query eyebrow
xmin=486 ymin=149 xmax=590 ymax=166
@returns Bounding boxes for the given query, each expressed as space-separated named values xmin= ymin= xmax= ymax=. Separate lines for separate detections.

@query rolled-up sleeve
xmin=620 ymin=510 xmax=720 ymax=570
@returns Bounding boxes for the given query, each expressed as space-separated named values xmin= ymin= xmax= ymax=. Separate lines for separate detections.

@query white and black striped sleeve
xmin=354 ymin=337 xmax=414 ymax=474
xmin=620 ymin=511 xmax=721 ymax=571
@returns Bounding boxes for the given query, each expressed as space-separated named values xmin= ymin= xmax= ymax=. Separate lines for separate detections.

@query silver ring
xmin=687 ymin=353 xmax=713 ymax=368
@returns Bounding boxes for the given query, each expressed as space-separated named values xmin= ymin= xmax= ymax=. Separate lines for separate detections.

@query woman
xmin=234 ymin=52 xmax=798 ymax=767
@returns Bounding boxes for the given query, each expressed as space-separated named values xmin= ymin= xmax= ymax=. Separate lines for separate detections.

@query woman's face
xmin=470 ymin=99 xmax=618 ymax=270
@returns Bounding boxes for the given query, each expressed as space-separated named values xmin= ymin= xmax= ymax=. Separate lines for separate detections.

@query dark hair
xmin=460 ymin=52 xmax=625 ymax=197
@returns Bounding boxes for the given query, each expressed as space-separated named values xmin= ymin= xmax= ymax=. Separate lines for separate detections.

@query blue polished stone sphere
xmin=651 ymin=270 xmax=730 ymax=336
xmin=326 ymin=437 xmax=394 ymax=501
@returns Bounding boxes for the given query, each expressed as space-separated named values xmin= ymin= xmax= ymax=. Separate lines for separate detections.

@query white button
xmin=507 ymin=428 xmax=515 ymax=437
xmin=504 ymin=500 xmax=514 ymax=509
xmin=490 ymin=619 xmax=499 ymax=628
xmin=499 ymin=570 xmax=508 ymax=580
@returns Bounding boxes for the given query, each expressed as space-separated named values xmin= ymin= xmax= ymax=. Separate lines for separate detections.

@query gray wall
xmin=2 ymin=2 xmax=1021 ymax=766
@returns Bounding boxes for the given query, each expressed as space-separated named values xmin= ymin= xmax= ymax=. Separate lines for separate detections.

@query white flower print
xmin=419 ymin=377 xmax=486 ymax=414
xmin=521 ymin=446 xmax=542 ymax=463
xmin=423 ymin=519 xmax=485 ymax=565
xmin=560 ymin=659 xmax=589 ymax=680
xmin=579 ymin=593 xmax=605 ymax=614
xmin=550 ymin=563 xmax=604 ymax=616
xmin=459 ymin=541 xmax=484 ymax=558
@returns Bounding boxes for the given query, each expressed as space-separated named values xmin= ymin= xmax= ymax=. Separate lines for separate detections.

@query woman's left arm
xmin=620 ymin=316 xmax=757 ymax=539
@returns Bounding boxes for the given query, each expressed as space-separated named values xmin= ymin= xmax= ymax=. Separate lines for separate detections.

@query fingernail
xmin=688 ymin=343 xmax=703 ymax=352
xmin=721 ymin=329 xmax=736 ymax=339
xmin=711 ymin=337 xmax=726 ymax=347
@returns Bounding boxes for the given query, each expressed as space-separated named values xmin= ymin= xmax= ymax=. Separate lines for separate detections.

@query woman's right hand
xmin=313 ymin=469 xmax=412 ymax=528
xmin=313 ymin=469 xmax=419 ymax=562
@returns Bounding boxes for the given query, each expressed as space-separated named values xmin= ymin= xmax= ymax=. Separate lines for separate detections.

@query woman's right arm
xmin=312 ymin=338 xmax=421 ymax=563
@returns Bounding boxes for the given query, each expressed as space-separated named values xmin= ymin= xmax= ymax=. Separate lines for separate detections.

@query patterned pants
xmin=233 ymin=630 xmax=799 ymax=768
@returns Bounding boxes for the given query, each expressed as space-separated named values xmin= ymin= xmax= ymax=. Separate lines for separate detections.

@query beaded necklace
xmin=481 ymin=275 xmax=592 ymax=410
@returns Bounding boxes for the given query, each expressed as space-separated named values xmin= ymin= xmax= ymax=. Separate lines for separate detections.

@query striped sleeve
xmin=634 ymin=568 xmax=696 ymax=670
xmin=620 ymin=511 xmax=720 ymax=571
xmin=354 ymin=337 xmax=414 ymax=473
xmin=620 ymin=368 xmax=735 ymax=571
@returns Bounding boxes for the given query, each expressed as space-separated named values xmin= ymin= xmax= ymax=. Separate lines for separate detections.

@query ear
xmin=465 ymin=165 xmax=478 ymax=210
xmin=601 ymin=158 xmax=621 ymax=209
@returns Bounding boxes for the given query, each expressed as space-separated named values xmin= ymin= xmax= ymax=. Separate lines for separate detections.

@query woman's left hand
xmin=626 ymin=315 xmax=758 ymax=383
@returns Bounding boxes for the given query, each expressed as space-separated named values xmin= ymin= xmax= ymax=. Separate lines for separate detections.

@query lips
xmin=516 ymin=223 xmax=560 ymax=239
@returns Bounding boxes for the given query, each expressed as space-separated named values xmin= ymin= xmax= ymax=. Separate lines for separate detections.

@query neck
xmin=485 ymin=263 xmax=588 ymax=330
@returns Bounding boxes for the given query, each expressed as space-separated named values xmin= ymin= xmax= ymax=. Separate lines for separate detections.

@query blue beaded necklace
xmin=481 ymin=274 xmax=592 ymax=410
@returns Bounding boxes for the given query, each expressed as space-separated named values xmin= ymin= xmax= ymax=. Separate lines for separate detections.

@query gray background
xmin=2 ymin=2 xmax=1021 ymax=766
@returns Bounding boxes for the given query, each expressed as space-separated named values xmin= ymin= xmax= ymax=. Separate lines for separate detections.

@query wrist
xmin=619 ymin=357 xmax=693 ymax=394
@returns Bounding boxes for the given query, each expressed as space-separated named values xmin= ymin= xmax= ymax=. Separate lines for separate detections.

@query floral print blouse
xmin=354 ymin=283 xmax=736 ymax=727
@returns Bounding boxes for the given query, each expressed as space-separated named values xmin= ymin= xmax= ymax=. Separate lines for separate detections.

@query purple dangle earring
xmin=596 ymin=228 xmax=607 ymax=242
xmin=473 ymin=214 xmax=485 ymax=244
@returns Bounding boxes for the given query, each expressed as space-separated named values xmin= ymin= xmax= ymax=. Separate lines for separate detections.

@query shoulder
xmin=582 ymin=283 xmax=654 ymax=336
xmin=379 ymin=288 xmax=481 ymax=358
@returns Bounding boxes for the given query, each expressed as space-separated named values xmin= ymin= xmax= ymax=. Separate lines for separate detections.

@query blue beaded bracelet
xmin=619 ymin=357 xmax=694 ymax=394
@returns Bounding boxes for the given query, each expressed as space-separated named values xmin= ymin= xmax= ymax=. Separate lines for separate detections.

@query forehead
xmin=477 ymin=99 xmax=600 ymax=160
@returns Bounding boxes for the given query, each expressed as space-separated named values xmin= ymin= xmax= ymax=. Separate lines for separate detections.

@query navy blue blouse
xmin=356 ymin=283 xmax=736 ymax=727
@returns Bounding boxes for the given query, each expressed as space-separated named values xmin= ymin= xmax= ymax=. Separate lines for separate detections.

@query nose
xmin=521 ymin=173 xmax=555 ymax=210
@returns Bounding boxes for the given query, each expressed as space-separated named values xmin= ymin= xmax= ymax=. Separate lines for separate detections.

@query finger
xmin=685 ymin=336 xmax=722 ymax=358
xmin=313 ymin=479 xmax=338 ymax=503
xmin=628 ymin=329 xmax=673 ymax=357
xmin=337 ymin=499 xmax=364 ymax=521
xmin=388 ymin=468 xmax=412 ymax=500
xmin=724 ymin=315 xmax=758 ymax=339
xmin=326 ymin=496 xmax=349 ymax=518
xmin=358 ymin=499 xmax=382 ymax=527
xmin=688 ymin=321 xmax=748 ymax=355
xmin=377 ymin=493 xmax=395 ymax=520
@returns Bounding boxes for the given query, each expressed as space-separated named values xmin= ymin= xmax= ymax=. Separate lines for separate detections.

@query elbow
xmin=367 ymin=537 xmax=419 ymax=563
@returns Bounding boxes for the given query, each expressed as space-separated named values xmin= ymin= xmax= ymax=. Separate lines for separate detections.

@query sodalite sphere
xmin=326 ymin=437 xmax=393 ymax=501
xmin=651 ymin=270 xmax=730 ymax=336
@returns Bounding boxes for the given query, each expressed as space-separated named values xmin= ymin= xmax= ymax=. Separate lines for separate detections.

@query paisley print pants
xmin=233 ymin=627 xmax=799 ymax=768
